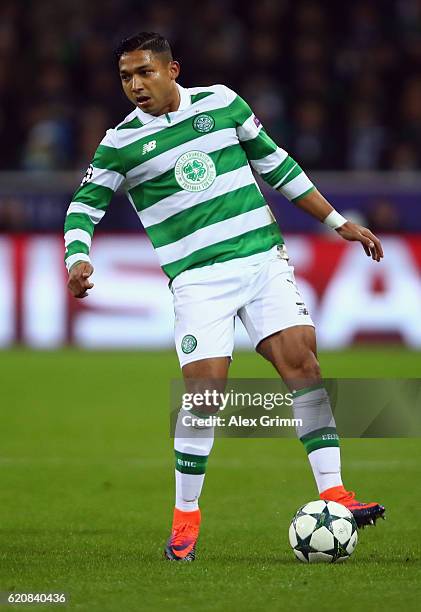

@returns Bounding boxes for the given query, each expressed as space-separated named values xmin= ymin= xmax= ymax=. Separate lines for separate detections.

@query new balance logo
xmin=142 ymin=140 xmax=156 ymax=155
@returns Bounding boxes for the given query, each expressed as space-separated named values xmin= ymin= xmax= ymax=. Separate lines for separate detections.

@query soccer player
xmin=64 ymin=32 xmax=385 ymax=561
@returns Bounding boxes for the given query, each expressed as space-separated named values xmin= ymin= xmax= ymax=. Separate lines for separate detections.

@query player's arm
xmin=229 ymin=91 xmax=383 ymax=262
xmin=64 ymin=129 xmax=125 ymax=298
xmin=291 ymin=188 xmax=383 ymax=262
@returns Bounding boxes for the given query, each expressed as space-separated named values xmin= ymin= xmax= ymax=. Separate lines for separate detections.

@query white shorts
xmin=171 ymin=245 xmax=314 ymax=367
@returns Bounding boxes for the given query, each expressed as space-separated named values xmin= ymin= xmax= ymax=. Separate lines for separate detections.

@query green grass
xmin=0 ymin=348 xmax=420 ymax=611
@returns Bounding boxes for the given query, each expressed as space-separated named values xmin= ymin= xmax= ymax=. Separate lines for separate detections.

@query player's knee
xmin=296 ymin=350 xmax=321 ymax=381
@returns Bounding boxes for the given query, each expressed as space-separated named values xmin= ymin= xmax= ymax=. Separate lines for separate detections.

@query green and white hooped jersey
xmin=64 ymin=84 xmax=315 ymax=280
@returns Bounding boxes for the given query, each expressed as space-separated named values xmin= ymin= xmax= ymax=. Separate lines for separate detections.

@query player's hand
xmin=67 ymin=261 xmax=94 ymax=298
xmin=335 ymin=221 xmax=384 ymax=262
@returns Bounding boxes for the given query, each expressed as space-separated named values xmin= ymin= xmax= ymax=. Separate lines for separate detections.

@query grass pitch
xmin=0 ymin=348 xmax=420 ymax=611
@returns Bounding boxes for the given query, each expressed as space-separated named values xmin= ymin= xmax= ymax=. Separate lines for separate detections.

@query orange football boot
xmin=320 ymin=485 xmax=385 ymax=528
xmin=164 ymin=508 xmax=201 ymax=561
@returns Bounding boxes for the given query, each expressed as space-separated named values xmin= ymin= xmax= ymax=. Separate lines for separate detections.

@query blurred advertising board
xmin=1 ymin=234 xmax=421 ymax=349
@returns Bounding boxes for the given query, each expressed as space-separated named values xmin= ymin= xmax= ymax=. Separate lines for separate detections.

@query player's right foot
xmin=164 ymin=507 xmax=201 ymax=561
xmin=320 ymin=485 xmax=386 ymax=528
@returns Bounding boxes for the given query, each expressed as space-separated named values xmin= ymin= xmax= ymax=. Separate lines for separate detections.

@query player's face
xmin=119 ymin=50 xmax=180 ymax=116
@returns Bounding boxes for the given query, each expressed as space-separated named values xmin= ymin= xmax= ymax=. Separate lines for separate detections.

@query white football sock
xmin=174 ymin=410 xmax=214 ymax=512
xmin=308 ymin=447 xmax=343 ymax=493
xmin=175 ymin=470 xmax=205 ymax=512
xmin=292 ymin=386 xmax=343 ymax=494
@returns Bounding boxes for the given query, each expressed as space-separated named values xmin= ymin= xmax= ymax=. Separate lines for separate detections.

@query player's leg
xmin=165 ymin=356 xmax=230 ymax=561
xmin=257 ymin=327 xmax=385 ymax=527
xmin=165 ymin=264 xmax=239 ymax=560
xmin=175 ymin=357 xmax=229 ymax=517
xmin=257 ymin=325 xmax=343 ymax=494
xmin=239 ymin=253 xmax=385 ymax=527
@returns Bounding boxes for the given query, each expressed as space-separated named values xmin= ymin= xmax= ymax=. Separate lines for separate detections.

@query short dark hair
xmin=115 ymin=32 xmax=173 ymax=62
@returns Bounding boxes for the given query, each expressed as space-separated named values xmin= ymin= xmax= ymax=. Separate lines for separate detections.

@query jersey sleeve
xmin=226 ymin=89 xmax=315 ymax=202
xmin=63 ymin=129 xmax=125 ymax=271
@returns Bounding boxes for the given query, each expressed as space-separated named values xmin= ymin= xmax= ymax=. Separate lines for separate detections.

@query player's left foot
xmin=320 ymin=485 xmax=386 ymax=528
xmin=164 ymin=507 xmax=201 ymax=561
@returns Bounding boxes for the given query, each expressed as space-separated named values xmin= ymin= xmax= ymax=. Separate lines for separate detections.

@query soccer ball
xmin=289 ymin=500 xmax=358 ymax=563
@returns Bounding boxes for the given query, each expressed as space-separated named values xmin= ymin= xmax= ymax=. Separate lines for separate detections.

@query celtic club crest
xmin=181 ymin=334 xmax=197 ymax=354
xmin=184 ymin=160 xmax=206 ymax=182
xmin=174 ymin=150 xmax=216 ymax=192
xmin=192 ymin=114 xmax=215 ymax=133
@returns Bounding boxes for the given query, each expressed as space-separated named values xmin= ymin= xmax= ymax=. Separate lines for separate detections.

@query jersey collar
xmin=177 ymin=83 xmax=191 ymax=111
xmin=135 ymin=83 xmax=190 ymax=125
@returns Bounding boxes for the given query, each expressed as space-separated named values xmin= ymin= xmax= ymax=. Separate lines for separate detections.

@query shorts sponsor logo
xmin=181 ymin=334 xmax=197 ymax=354
xmin=192 ymin=114 xmax=215 ymax=133
xmin=174 ymin=150 xmax=216 ymax=192
xmin=80 ymin=164 xmax=93 ymax=186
